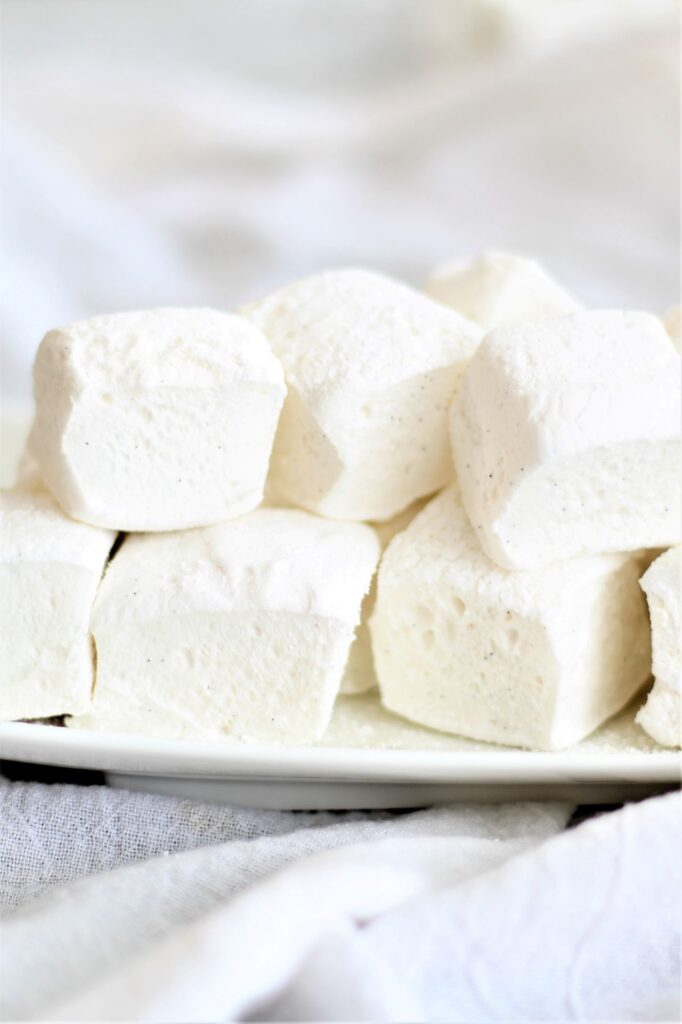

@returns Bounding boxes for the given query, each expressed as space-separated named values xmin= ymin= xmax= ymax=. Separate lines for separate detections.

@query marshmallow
xmin=0 ymin=484 xmax=115 ymax=720
xmin=69 ymin=509 xmax=380 ymax=742
xmin=450 ymin=310 xmax=682 ymax=569
xmin=371 ymin=486 xmax=652 ymax=750
xmin=663 ymin=306 xmax=682 ymax=352
xmin=243 ymin=269 xmax=481 ymax=521
xmin=636 ymin=546 xmax=681 ymax=747
xmin=29 ymin=308 xmax=286 ymax=531
xmin=341 ymin=498 xmax=427 ymax=695
xmin=425 ymin=251 xmax=578 ymax=329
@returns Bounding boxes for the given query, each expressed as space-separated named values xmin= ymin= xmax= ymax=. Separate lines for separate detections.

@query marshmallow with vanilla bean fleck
xmin=450 ymin=310 xmax=681 ymax=569
xmin=244 ymin=269 xmax=481 ymax=522
xmin=29 ymin=308 xmax=286 ymax=531
xmin=69 ymin=509 xmax=380 ymax=742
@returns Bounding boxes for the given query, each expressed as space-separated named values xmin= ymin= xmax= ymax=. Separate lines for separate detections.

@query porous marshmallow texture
xmin=29 ymin=308 xmax=286 ymax=531
xmin=424 ymin=251 xmax=578 ymax=329
xmin=636 ymin=546 xmax=681 ymax=747
xmin=0 ymin=484 xmax=115 ymax=720
xmin=341 ymin=498 xmax=427 ymax=695
xmin=450 ymin=310 xmax=682 ymax=569
xmin=69 ymin=509 xmax=380 ymax=742
xmin=243 ymin=269 xmax=482 ymax=521
xmin=371 ymin=487 xmax=652 ymax=750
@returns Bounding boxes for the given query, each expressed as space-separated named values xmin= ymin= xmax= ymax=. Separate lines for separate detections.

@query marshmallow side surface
xmin=636 ymin=546 xmax=682 ymax=747
xmin=370 ymin=486 xmax=652 ymax=751
xmin=340 ymin=497 xmax=428 ymax=695
xmin=70 ymin=509 xmax=380 ymax=742
xmin=29 ymin=308 xmax=286 ymax=531
xmin=450 ymin=310 xmax=682 ymax=569
xmin=0 ymin=485 xmax=115 ymax=720
xmin=424 ymin=250 xmax=578 ymax=329
xmin=244 ymin=269 xmax=482 ymax=521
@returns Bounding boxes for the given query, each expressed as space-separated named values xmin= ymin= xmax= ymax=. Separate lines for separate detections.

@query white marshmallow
xmin=371 ymin=486 xmax=652 ymax=750
xmin=29 ymin=308 xmax=286 ymax=532
xmin=69 ymin=509 xmax=380 ymax=743
xmin=0 ymin=484 xmax=115 ymax=720
xmin=450 ymin=310 xmax=682 ymax=569
xmin=341 ymin=498 xmax=427 ymax=695
xmin=663 ymin=306 xmax=682 ymax=352
xmin=636 ymin=546 xmax=681 ymax=747
xmin=425 ymin=251 xmax=578 ymax=329
xmin=243 ymin=269 xmax=481 ymax=521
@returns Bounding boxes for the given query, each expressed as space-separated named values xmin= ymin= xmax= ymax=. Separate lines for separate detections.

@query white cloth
xmin=0 ymin=782 xmax=680 ymax=1022
xmin=1 ymin=2 xmax=679 ymax=401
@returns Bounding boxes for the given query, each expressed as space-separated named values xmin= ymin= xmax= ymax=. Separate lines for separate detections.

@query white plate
xmin=2 ymin=694 xmax=679 ymax=808
xmin=2 ymin=413 xmax=679 ymax=807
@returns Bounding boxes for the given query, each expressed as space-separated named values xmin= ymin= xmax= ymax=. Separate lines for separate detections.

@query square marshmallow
xmin=450 ymin=310 xmax=682 ymax=569
xmin=69 ymin=509 xmax=380 ymax=742
xmin=29 ymin=308 xmax=286 ymax=531
xmin=244 ymin=269 xmax=481 ymax=521
xmin=370 ymin=486 xmax=652 ymax=750
xmin=424 ymin=251 xmax=578 ymax=329
xmin=1 ymin=484 xmax=115 ymax=720
xmin=636 ymin=546 xmax=681 ymax=747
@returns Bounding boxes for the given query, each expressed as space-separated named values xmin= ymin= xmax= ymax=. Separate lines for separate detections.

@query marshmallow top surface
xmin=42 ymin=308 xmax=284 ymax=392
xmin=467 ymin=310 xmax=680 ymax=460
xmin=0 ymin=484 xmax=116 ymax=568
xmin=29 ymin=308 xmax=287 ymax=532
xmin=380 ymin=485 xmax=644 ymax=620
xmin=373 ymin=484 xmax=651 ymax=749
xmin=244 ymin=268 xmax=481 ymax=393
xmin=93 ymin=508 xmax=380 ymax=629
xmin=486 ymin=309 xmax=674 ymax=393
xmin=425 ymin=250 xmax=578 ymax=329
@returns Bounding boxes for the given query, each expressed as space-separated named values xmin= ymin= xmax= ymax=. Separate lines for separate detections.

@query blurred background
xmin=1 ymin=0 xmax=680 ymax=407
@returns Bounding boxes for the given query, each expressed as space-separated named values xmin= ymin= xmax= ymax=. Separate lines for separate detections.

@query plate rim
xmin=1 ymin=721 xmax=679 ymax=783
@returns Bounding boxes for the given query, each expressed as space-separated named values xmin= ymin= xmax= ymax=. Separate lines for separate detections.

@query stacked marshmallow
xmin=3 ymin=255 xmax=681 ymax=748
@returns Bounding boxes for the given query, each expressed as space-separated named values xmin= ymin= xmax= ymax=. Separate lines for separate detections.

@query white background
xmin=1 ymin=0 xmax=680 ymax=401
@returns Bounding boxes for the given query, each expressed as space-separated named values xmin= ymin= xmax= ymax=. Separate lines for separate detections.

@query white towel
xmin=0 ymin=781 xmax=679 ymax=1022
xmin=1 ymin=5 xmax=679 ymax=402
